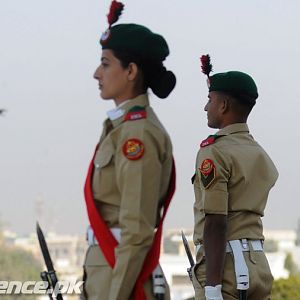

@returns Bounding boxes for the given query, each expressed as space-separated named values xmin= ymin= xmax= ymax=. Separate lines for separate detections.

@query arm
xmin=204 ymin=214 xmax=227 ymax=286
xmin=195 ymin=145 xmax=230 ymax=293
xmin=109 ymin=124 xmax=168 ymax=300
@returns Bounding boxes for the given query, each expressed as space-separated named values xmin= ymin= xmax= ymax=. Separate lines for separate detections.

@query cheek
xmin=207 ymin=104 xmax=218 ymax=119
xmin=104 ymin=68 xmax=126 ymax=88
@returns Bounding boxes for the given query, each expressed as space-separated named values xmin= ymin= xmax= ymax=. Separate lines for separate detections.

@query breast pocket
xmin=94 ymin=150 xmax=113 ymax=169
xmin=92 ymin=143 xmax=115 ymax=201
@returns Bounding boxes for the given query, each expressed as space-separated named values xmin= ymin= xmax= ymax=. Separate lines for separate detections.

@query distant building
xmin=4 ymin=230 xmax=87 ymax=281
xmin=162 ymin=229 xmax=195 ymax=300
xmin=4 ymin=227 xmax=299 ymax=299
xmin=42 ymin=232 xmax=87 ymax=275
xmin=265 ymin=252 xmax=289 ymax=279
xmin=263 ymin=229 xmax=299 ymax=279
xmin=264 ymin=229 xmax=296 ymax=252
xmin=161 ymin=254 xmax=194 ymax=300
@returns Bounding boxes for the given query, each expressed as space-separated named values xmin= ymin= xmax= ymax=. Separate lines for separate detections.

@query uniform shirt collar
xmin=216 ymin=123 xmax=249 ymax=136
xmin=121 ymin=94 xmax=149 ymax=111
xmin=106 ymin=100 xmax=131 ymax=121
xmin=109 ymin=94 xmax=150 ymax=128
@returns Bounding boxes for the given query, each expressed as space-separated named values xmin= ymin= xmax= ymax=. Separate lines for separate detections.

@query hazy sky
xmin=1 ymin=0 xmax=300 ymax=236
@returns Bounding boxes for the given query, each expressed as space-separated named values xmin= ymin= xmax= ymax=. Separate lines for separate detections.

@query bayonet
xmin=181 ymin=231 xmax=195 ymax=282
xmin=36 ymin=222 xmax=63 ymax=300
xmin=181 ymin=231 xmax=195 ymax=267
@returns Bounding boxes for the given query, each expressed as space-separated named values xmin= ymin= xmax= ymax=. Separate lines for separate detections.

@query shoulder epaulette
xmin=200 ymin=134 xmax=224 ymax=148
xmin=124 ymin=106 xmax=147 ymax=121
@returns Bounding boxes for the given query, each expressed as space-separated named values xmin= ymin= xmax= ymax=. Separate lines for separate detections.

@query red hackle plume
xmin=107 ymin=0 xmax=124 ymax=27
xmin=200 ymin=54 xmax=213 ymax=77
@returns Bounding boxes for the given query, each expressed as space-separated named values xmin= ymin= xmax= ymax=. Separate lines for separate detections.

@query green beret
xmin=209 ymin=71 xmax=258 ymax=101
xmin=100 ymin=23 xmax=169 ymax=61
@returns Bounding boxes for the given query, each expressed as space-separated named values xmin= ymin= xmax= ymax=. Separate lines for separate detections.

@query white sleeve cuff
xmin=204 ymin=284 xmax=223 ymax=300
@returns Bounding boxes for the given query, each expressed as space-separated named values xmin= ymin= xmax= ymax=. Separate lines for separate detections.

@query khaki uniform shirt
xmin=193 ymin=123 xmax=278 ymax=245
xmin=87 ymin=94 xmax=173 ymax=300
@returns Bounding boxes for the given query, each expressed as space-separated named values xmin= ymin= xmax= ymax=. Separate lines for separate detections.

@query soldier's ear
xmin=220 ymin=98 xmax=230 ymax=114
xmin=127 ymin=62 xmax=139 ymax=81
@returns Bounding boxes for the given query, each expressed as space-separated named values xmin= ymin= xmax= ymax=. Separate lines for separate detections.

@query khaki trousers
xmin=81 ymin=245 xmax=170 ymax=300
xmin=192 ymin=251 xmax=273 ymax=300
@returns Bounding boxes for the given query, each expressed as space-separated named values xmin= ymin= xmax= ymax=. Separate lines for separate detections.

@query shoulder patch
xmin=124 ymin=106 xmax=147 ymax=121
xmin=122 ymin=138 xmax=145 ymax=160
xmin=200 ymin=134 xmax=224 ymax=148
xmin=199 ymin=159 xmax=216 ymax=188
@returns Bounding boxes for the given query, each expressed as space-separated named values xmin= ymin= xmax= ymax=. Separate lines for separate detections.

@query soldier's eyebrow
xmin=101 ymin=57 xmax=110 ymax=62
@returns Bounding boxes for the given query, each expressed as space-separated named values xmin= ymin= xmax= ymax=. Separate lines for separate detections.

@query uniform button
xmin=95 ymin=164 xmax=100 ymax=169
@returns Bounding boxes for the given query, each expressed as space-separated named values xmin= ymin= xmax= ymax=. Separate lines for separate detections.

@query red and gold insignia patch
xmin=199 ymin=159 xmax=216 ymax=188
xmin=122 ymin=138 xmax=145 ymax=160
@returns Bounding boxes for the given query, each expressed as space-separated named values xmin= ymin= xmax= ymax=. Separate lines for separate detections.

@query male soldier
xmin=192 ymin=56 xmax=278 ymax=300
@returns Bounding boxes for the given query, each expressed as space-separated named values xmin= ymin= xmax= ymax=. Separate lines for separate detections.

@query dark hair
xmin=221 ymin=91 xmax=256 ymax=117
xmin=112 ymin=50 xmax=176 ymax=99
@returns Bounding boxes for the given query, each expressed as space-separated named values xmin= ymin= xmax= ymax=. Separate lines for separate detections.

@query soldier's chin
xmin=207 ymin=121 xmax=218 ymax=129
xmin=100 ymin=91 xmax=111 ymax=100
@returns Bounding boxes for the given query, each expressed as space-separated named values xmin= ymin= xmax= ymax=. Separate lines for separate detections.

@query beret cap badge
xmin=100 ymin=29 xmax=111 ymax=43
xmin=100 ymin=0 xmax=124 ymax=44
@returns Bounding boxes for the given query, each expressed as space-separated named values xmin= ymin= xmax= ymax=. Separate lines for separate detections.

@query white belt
xmin=195 ymin=239 xmax=263 ymax=254
xmin=86 ymin=226 xmax=121 ymax=245
xmin=87 ymin=226 xmax=166 ymax=295
xmin=195 ymin=239 xmax=263 ymax=291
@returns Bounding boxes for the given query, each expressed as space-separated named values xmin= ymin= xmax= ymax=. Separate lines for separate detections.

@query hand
xmin=205 ymin=285 xmax=223 ymax=300
xmin=190 ymin=265 xmax=202 ymax=289
xmin=186 ymin=267 xmax=193 ymax=281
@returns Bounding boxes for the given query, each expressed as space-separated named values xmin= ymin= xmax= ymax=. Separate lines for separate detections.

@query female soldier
xmin=83 ymin=1 xmax=176 ymax=300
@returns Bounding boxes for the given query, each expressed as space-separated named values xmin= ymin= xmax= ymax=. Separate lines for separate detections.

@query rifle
xmin=36 ymin=222 xmax=63 ymax=300
xmin=181 ymin=231 xmax=195 ymax=281
xmin=238 ymin=290 xmax=247 ymax=300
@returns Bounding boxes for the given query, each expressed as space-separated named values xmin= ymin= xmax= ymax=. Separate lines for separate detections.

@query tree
xmin=0 ymin=221 xmax=42 ymax=300
xmin=0 ymin=246 xmax=42 ymax=300
xmin=272 ymin=276 xmax=300 ymax=300
xmin=284 ymin=252 xmax=299 ymax=276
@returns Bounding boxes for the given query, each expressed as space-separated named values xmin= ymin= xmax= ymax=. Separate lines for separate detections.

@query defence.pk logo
xmin=0 ymin=280 xmax=84 ymax=295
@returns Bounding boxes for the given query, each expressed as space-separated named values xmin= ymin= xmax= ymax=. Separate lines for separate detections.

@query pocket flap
xmin=94 ymin=148 xmax=114 ymax=168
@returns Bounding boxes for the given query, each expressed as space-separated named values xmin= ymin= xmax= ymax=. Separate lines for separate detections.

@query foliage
xmin=0 ymin=244 xmax=41 ymax=299
xmin=185 ymin=276 xmax=300 ymax=300
xmin=272 ymin=276 xmax=300 ymax=300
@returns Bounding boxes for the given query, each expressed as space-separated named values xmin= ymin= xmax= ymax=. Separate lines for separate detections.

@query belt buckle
xmin=241 ymin=239 xmax=248 ymax=250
